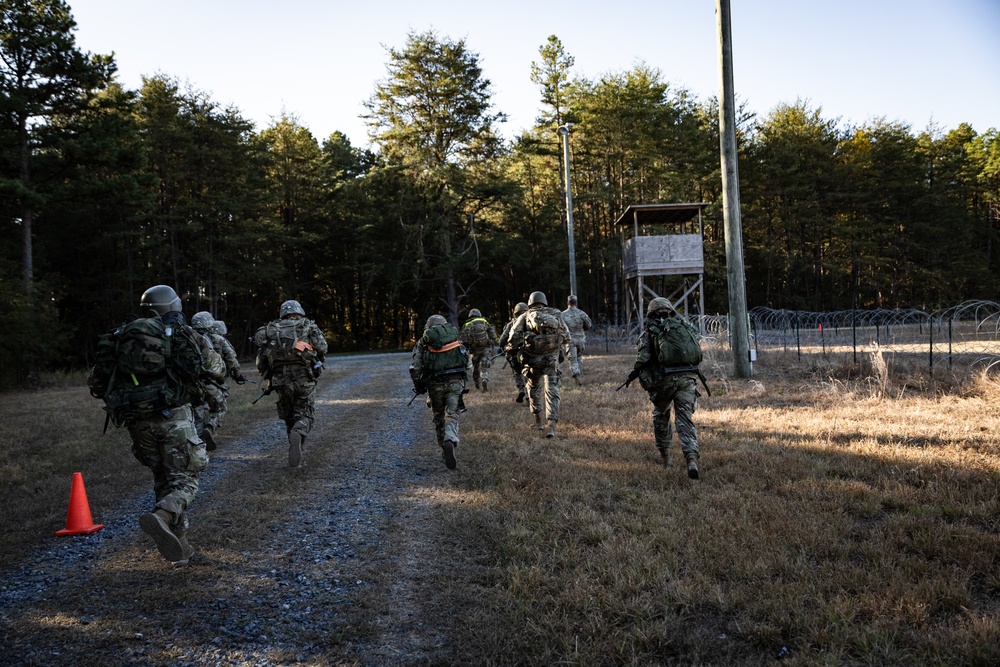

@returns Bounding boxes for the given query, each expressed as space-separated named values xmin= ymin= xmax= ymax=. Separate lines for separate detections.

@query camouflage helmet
xmin=191 ymin=311 xmax=215 ymax=331
xmin=280 ymin=300 xmax=306 ymax=319
xmin=425 ymin=314 xmax=447 ymax=329
xmin=212 ymin=320 xmax=228 ymax=336
xmin=468 ymin=308 xmax=482 ymax=318
xmin=528 ymin=291 xmax=548 ymax=307
xmin=513 ymin=302 xmax=529 ymax=316
xmin=647 ymin=297 xmax=675 ymax=316
xmin=567 ymin=294 xmax=578 ymax=306
xmin=140 ymin=285 xmax=182 ymax=316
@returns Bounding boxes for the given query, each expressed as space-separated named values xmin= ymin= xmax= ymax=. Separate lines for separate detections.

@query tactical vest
xmin=461 ymin=318 xmax=492 ymax=350
xmin=259 ymin=318 xmax=318 ymax=366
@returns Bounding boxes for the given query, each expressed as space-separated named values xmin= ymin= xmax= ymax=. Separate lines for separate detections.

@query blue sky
xmin=68 ymin=0 xmax=999 ymax=147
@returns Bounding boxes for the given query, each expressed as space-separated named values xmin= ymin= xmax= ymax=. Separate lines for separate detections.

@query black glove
xmin=229 ymin=368 xmax=249 ymax=384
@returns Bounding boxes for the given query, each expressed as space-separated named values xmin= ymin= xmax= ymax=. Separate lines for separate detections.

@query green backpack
xmin=88 ymin=316 xmax=204 ymax=427
xmin=421 ymin=323 xmax=469 ymax=375
xmin=259 ymin=318 xmax=318 ymax=366
xmin=648 ymin=317 xmax=703 ymax=367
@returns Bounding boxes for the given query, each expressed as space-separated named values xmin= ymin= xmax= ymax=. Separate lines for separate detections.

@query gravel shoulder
xmin=0 ymin=352 xmax=492 ymax=666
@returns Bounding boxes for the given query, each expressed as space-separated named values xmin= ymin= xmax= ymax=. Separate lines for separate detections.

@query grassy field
xmin=450 ymin=346 xmax=1000 ymax=665
xmin=2 ymin=349 xmax=999 ymax=665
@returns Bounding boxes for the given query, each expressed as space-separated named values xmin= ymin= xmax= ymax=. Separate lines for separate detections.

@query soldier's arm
xmin=634 ymin=331 xmax=653 ymax=369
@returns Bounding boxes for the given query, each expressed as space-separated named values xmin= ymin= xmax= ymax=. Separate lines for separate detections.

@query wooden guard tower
xmin=617 ymin=202 xmax=709 ymax=332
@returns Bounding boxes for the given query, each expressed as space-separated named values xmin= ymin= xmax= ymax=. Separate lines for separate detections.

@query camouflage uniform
xmin=497 ymin=302 xmax=529 ymax=402
xmin=561 ymin=296 xmax=593 ymax=381
xmin=410 ymin=314 xmax=468 ymax=469
xmin=88 ymin=285 xmax=226 ymax=563
xmin=190 ymin=312 xmax=229 ymax=448
xmin=254 ymin=300 xmax=328 ymax=467
xmin=506 ymin=292 xmax=569 ymax=437
xmin=635 ymin=298 xmax=702 ymax=478
xmin=461 ymin=308 xmax=498 ymax=391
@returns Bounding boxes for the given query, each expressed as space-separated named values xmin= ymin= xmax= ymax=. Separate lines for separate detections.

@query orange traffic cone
xmin=55 ymin=472 xmax=105 ymax=536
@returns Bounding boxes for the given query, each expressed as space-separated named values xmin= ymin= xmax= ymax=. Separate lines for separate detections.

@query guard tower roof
xmin=615 ymin=203 xmax=709 ymax=227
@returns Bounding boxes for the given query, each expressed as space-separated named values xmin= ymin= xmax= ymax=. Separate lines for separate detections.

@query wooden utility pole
xmin=716 ymin=0 xmax=752 ymax=377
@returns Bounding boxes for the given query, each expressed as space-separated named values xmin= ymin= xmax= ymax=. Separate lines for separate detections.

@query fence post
xmin=795 ymin=314 xmax=801 ymax=360
xmin=948 ymin=316 xmax=953 ymax=368
xmin=852 ymin=310 xmax=857 ymax=364
xmin=928 ymin=312 xmax=933 ymax=376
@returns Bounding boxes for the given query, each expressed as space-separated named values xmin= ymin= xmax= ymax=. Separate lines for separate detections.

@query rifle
xmin=615 ymin=365 xmax=712 ymax=396
xmin=407 ymin=387 xmax=424 ymax=406
xmin=615 ymin=368 xmax=642 ymax=391
xmin=252 ymin=378 xmax=273 ymax=405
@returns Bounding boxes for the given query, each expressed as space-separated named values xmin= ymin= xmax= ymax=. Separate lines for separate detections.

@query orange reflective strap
xmin=293 ymin=340 xmax=314 ymax=352
xmin=429 ymin=341 xmax=463 ymax=353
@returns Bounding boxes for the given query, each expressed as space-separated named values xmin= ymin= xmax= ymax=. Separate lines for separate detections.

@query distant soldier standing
xmin=633 ymin=297 xmax=706 ymax=479
xmin=460 ymin=308 xmax=498 ymax=391
xmin=253 ymin=300 xmax=328 ymax=467
xmin=410 ymin=314 xmax=470 ymax=470
xmin=87 ymin=285 xmax=226 ymax=564
xmin=506 ymin=291 xmax=569 ymax=438
xmin=497 ymin=301 xmax=529 ymax=403
xmin=561 ymin=295 xmax=592 ymax=384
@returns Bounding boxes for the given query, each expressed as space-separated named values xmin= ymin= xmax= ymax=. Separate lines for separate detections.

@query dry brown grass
xmin=451 ymin=349 xmax=1000 ymax=665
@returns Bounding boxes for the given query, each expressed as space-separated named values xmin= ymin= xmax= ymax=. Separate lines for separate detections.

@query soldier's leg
xmin=650 ymin=387 xmax=676 ymax=466
xmin=673 ymin=377 xmax=700 ymax=478
xmin=132 ymin=406 xmax=206 ymax=561
xmin=472 ymin=354 xmax=482 ymax=389
xmin=569 ymin=342 xmax=582 ymax=378
xmin=511 ymin=359 xmax=526 ymax=402
xmin=523 ymin=365 xmax=544 ymax=428
xmin=543 ymin=361 xmax=561 ymax=437
xmin=287 ymin=381 xmax=316 ymax=468
xmin=480 ymin=355 xmax=490 ymax=391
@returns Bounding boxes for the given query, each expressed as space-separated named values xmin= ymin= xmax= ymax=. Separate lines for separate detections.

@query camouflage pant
xmin=507 ymin=355 xmax=526 ymax=390
xmin=271 ymin=364 xmax=317 ymax=432
xmin=470 ymin=349 xmax=492 ymax=387
xmin=647 ymin=374 xmax=699 ymax=459
xmin=522 ymin=354 xmax=561 ymax=423
xmin=194 ymin=382 xmax=228 ymax=431
xmin=128 ymin=404 xmax=208 ymax=521
xmin=428 ymin=377 xmax=465 ymax=445
xmin=568 ymin=337 xmax=586 ymax=376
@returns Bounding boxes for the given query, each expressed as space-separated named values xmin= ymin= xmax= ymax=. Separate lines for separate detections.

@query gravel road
xmin=0 ymin=352 xmax=491 ymax=666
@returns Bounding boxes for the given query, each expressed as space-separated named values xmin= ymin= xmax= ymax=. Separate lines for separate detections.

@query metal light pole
xmin=557 ymin=123 xmax=578 ymax=297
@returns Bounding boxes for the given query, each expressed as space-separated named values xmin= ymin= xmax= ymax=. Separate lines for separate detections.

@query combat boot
xmin=441 ymin=440 xmax=457 ymax=470
xmin=481 ymin=379 xmax=488 ymax=392
xmin=533 ymin=412 xmax=543 ymax=430
xmin=515 ymin=389 xmax=525 ymax=403
xmin=686 ymin=453 xmax=700 ymax=480
xmin=545 ymin=421 xmax=556 ymax=438
xmin=660 ymin=449 xmax=671 ymax=467
xmin=288 ymin=431 xmax=303 ymax=467
xmin=573 ymin=374 xmax=582 ymax=386
xmin=171 ymin=521 xmax=195 ymax=564
xmin=139 ymin=508 xmax=185 ymax=562
xmin=201 ymin=424 xmax=217 ymax=451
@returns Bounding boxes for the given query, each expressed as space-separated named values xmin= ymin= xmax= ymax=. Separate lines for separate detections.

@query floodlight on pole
xmin=557 ymin=123 xmax=578 ymax=297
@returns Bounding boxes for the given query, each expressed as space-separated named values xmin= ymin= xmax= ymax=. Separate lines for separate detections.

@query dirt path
xmin=0 ymin=353 xmax=491 ymax=666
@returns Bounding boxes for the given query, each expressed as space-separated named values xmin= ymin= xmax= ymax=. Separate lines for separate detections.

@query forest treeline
xmin=1 ymin=2 xmax=998 ymax=386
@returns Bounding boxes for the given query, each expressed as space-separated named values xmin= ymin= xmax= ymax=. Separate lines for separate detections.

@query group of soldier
xmin=87 ymin=285 xmax=327 ymax=564
xmin=87 ymin=283 xmax=703 ymax=566
xmin=410 ymin=292 xmax=704 ymax=480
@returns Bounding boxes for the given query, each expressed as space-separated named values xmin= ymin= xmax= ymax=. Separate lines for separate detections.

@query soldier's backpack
xmin=648 ymin=317 xmax=703 ymax=367
xmin=461 ymin=318 xmax=491 ymax=350
xmin=421 ymin=323 xmax=469 ymax=376
xmin=524 ymin=309 xmax=563 ymax=354
xmin=259 ymin=318 xmax=317 ymax=366
xmin=88 ymin=316 xmax=204 ymax=427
